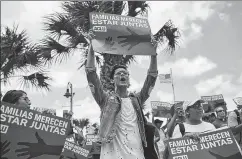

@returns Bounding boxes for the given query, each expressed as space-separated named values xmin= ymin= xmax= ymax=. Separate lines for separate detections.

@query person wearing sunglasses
xmin=1 ymin=90 xmax=31 ymax=109
xmin=212 ymin=106 xmax=228 ymax=128
xmin=172 ymin=100 xmax=216 ymax=139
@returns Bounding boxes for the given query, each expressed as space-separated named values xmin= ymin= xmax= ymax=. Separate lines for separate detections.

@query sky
xmin=1 ymin=1 xmax=242 ymax=123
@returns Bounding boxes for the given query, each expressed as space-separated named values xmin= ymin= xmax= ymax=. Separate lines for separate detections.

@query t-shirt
xmin=172 ymin=121 xmax=216 ymax=139
xmin=100 ymin=98 xmax=145 ymax=159
xmin=228 ymin=110 xmax=242 ymax=148
xmin=212 ymin=118 xmax=228 ymax=129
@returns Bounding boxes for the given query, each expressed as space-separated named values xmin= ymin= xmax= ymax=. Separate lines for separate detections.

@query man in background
xmin=213 ymin=106 xmax=227 ymax=128
xmin=228 ymin=104 xmax=242 ymax=150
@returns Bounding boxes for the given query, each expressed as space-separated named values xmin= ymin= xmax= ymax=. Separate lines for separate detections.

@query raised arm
xmin=228 ymin=111 xmax=242 ymax=134
xmin=137 ymin=54 xmax=158 ymax=106
xmin=85 ymin=44 xmax=107 ymax=109
xmin=167 ymin=113 xmax=178 ymax=138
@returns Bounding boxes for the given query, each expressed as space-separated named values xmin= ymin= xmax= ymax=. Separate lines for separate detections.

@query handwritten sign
xmin=201 ymin=94 xmax=226 ymax=113
xmin=60 ymin=140 xmax=90 ymax=159
xmin=168 ymin=128 xmax=242 ymax=159
xmin=89 ymin=12 xmax=156 ymax=56
xmin=86 ymin=134 xmax=98 ymax=146
xmin=233 ymin=97 xmax=242 ymax=106
xmin=0 ymin=102 xmax=71 ymax=159
xmin=151 ymin=101 xmax=172 ymax=118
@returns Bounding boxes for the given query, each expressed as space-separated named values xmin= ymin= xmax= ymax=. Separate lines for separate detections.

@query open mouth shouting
xmin=120 ymin=77 xmax=126 ymax=82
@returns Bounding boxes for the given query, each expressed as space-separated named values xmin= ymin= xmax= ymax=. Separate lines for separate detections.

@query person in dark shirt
xmin=212 ymin=106 xmax=227 ymax=128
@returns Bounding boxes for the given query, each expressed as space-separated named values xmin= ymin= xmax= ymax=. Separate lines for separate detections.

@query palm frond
xmin=1 ymin=25 xmax=45 ymax=81
xmin=78 ymin=48 xmax=102 ymax=70
xmin=153 ymin=20 xmax=180 ymax=55
xmin=43 ymin=13 xmax=87 ymax=46
xmin=62 ymin=1 xmax=100 ymax=33
xmin=40 ymin=36 xmax=73 ymax=64
xmin=73 ymin=118 xmax=90 ymax=129
xmin=113 ymin=1 xmax=125 ymax=15
xmin=122 ymin=55 xmax=136 ymax=65
xmin=127 ymin=1 xmax=149 ymax=17
xmin=18 ymin=72 xmax=52 ymax=91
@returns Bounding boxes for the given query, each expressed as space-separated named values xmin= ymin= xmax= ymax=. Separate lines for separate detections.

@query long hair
xmin=1 ymin=90 xmax=27 ymax=104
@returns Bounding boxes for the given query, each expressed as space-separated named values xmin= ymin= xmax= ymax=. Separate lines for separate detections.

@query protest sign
xmin=151 ymin=101 xmax=172 ymax=118
xmin=233 ymin=97 xmax=242 ymax=106
xmin=168 ymin=128 xmax=242 ymax=159
xmin=201 ymin=94 xmax=226 ymax=113
xmin=0 ymin=102 xmax=71 ymax=159
xmin=85 ymin=134 xmax=101 ymax=156
xmin=89 ymin=12 xmax=156 ymax=56
xmin=86 ymin=134 xmax=98 ymax=146
xmin=60 ymin=139 xmax=90 ymax=159
xmin=32 ymin=107 xmax=56 ymax=116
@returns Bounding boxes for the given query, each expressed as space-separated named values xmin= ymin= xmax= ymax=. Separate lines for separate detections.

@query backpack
xmin=234 ymin=110 xmax=241 ymax=144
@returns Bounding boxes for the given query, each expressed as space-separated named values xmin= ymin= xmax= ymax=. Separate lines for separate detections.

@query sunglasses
xmin=216 ymin=110 xmax=225 ymax=113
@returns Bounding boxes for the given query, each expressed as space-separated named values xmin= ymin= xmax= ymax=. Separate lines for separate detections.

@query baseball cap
xmin=154 ymin=119 xmax=163 ymax=124
xmin=183 ymin=99 xmax=204 ymax=111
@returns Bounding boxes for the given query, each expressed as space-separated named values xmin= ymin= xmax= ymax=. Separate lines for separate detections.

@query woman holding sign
xmin=85 ymin=31 xmax=158 ymax=159
xmin=2 ymin=90 xmax=31 ymax=108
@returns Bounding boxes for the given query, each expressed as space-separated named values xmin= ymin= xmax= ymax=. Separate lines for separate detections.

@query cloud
xmin=218 ymin=13 xmax=230 ymax=22
xmin=55 ymin=97 xmax=101 ymax=124
xmin=72 ymin=97 xmax=101 ymax=123
xmin=156 ymin=90 xmax=173 ymax=103
xmin=50 ymin=71 xmax=74 ymax=88
xmin=148 ymin=1 xmax=217 ymax=48
xmin=158 ymin=55 xmax=217 ymax=78
xmin=135 ymin=56 xmax=150 ymax=65
xmin=128 ymin=77 xmax=143 ymax=92
xmin=238 ymin=73 xmax=242 ymax=83
xmin=195 ymin=74 xmax=241 ymax=110
xmin=194 ymin=74 xmax=237 ymax=95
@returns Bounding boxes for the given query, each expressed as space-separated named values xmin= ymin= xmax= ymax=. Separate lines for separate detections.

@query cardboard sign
xmin=233 ymin=97 xmax=242 ymax=106
xmin=60 ymin=140 xmax=90 ymax=159
xmin=32 ymin=107 xmax=56 ymax=116
xmin=168 ymin=128 xmax=242 ymax=159
xmin=85 ymin=134 xmax=98 ymax=146
xmin=151 ymin=101 xmax=172 ymax=118
xmin=89 ymin=12 xmax=156 ymax=56
xmin=0 ymin=102 xmax=71 ymax=159
xmin=201 ymin=94 xmax=226 ymax=113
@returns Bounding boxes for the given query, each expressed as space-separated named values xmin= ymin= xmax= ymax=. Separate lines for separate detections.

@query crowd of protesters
xmin=1 ymin=89 xmax=101 ymax=159
xmin=1 ymin=87 xmax=242 ymax=159
xmin=1 ymin=35 xmax=242 ymax=159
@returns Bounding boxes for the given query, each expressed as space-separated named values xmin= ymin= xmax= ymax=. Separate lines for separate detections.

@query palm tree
xmin=1 ymin=25 xmax=51 ymax=93
xmin=73 ymin=118 xmax=90 ymax=129
xmin=40 ymin=1 xmax=180 ymax=92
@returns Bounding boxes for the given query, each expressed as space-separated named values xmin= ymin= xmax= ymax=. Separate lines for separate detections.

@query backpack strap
xmin=234 ymin=110 xmax=241 ymax=144
xmin=179 ymin=123 xmax=185 ymax=137
xmin=234 ymin=110 xmax=241 ymax=124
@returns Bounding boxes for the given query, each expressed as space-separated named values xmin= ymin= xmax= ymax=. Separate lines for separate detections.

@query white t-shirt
xmin=101 ymin=98 xmax=145 ymax=159
xmin=172 ymin=121 xmax=216 ymax=138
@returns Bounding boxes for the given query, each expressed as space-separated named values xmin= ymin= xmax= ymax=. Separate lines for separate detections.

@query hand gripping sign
xmin=1 ymin=102 xmax=71 ymax=159
xmin=89 ymin=12 xmax=156 ymax=56
xmin=167 ymin=128 xmax=242 ymax=159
